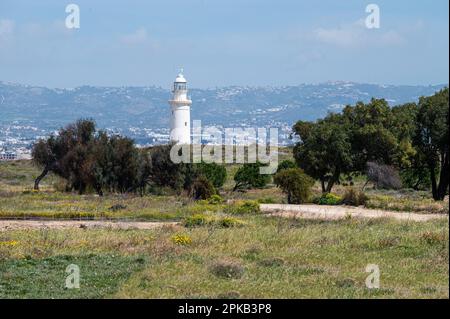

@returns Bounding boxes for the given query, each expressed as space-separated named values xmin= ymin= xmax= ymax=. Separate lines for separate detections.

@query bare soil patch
xmin=0 ymin=220 xmax=179 ymax=231
xmin=260 ymin=204 xmax=448 ymax=222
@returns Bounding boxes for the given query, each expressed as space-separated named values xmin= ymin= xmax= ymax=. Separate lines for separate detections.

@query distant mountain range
xmin=0 ymin=80 xmax=447 ymax=148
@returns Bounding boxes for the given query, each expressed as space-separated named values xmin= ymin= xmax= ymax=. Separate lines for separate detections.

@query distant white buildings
xmin=0 ymin=148 xmax=31 ymax=161
xmin=0 ymin=151 xmax=17 ymax=161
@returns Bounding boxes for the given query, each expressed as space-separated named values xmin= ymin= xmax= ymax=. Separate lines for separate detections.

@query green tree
xmin=32 ymin=119 xmax=97 ymax=192
xmin=32 ymin=119 xmax=145 ymax=196
xmin=413 ymin=88 xmax=449 ymax=200
xmin=148 ymin=143 xmax=187 ymax=191
xmin=342 ymin=98 xmax=400 ymax=171
xmin=293 ymin=98 xmax=412 ymax=193
xmin=293 ymin=117 xmax=352 ymax=193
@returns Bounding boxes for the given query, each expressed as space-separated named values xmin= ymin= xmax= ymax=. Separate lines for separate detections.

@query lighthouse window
xmin=185 ymin=122 xmax=187 ymax=126
xmin=175 ymin=83 xmax=186 ymax=90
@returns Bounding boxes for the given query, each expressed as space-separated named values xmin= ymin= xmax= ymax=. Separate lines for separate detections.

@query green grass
xmin=365 ymin=191 xmax=449 ymax=214
xmin=0 ymin=159 xmax=448 ymax=298
xmin=0 ymin=191 xmax=189 ymax=221
xmin=0 ymin=217 xmax=448 ymax=298
xmin=0 ymin=254 xmax=147 ymax=298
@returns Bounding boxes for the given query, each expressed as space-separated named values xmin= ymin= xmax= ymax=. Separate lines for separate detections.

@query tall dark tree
xmin=293 ymin=116 xmax=352 ymax=193
xmin=413 ymin=88 xmax=449 ymax=200
xmin=293 ymin=98 xmax=411 ymax=193
xmin=148 ymin=143 xmax=187 ymax=191
xmin=342 ymin=98 xmax=400 ymax=171
xmin=32 ymin=119 xmax=146 ymax=196
xmin=32 ymin=119 xmax=96 ymax=191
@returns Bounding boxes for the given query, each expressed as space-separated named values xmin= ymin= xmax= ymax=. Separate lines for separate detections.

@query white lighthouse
xmin=168 ymin=70 xmax=192 ymax=144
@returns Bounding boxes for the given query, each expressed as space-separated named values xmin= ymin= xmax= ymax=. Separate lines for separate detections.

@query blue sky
xmin=0 ymin=0 xmax=448 ymax=88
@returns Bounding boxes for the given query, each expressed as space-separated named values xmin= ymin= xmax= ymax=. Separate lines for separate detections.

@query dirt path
xmin=260 ymin=204 xmax=448 ymax=222
xmin=0 ymin=220 xmax=179 ymax=231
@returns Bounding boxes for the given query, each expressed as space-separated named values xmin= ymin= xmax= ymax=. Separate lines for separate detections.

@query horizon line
xmin=0 ymin=79 xmax=448 ymax=91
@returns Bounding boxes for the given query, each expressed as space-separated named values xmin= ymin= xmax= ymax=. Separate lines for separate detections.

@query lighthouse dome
xmin=175 ymin=72 xmax=186 ymax=83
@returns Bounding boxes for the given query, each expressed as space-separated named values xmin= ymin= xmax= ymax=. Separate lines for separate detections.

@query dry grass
xmin=0 ymin=159 xmax=448 ymax=299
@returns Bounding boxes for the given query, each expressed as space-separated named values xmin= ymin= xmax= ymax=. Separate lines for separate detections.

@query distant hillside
xmin=0 ymin=80 xmax=446 ymax=147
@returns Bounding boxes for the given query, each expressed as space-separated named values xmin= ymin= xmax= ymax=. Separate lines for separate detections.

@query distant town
xmin=0 ymin=80 xmax=446 ymax=161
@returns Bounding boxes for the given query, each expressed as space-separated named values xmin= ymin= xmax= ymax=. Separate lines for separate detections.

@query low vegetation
xmin=0 ymin=88 xmax=448 ymax=298
xmin=0 ymin=216 xmax=447 ymax=298
xmin=293 ymin=88 xmax=449 ymax=200
xmin=274 ymin=168 xmax=314 ymax=204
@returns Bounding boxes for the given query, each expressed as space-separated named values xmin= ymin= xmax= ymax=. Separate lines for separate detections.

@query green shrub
xmin=276 ymin=160 xmax=296 ymax=173
xmin=233 ymin=162 xmax=271 ymax=191
xmin=195 ymin=162 xmax=227 ymax=188
xmin=190 ymin=176 xmax=216 ymax=200
xmin=171 ymin=234 xmax=192 ymax=245
xmin=208 ymin=194 xmax=224 ymax=204
xmin=218 ymin=217 xmax=244 ymax=228
xmin=257 ymin=197 xmax=277 ymax=204
xmin=150 ymin=144 xmax=187 ymax=191
xmin=342 ymin=188 xmax=368 ymax=206
xmin=225 ymin=200 xmax=261 ymax=215
xmin=314 ymin=193 xmax=342 ymax=205
xmin=184 ymin=214 xmax=211 ymax=227
xmin=273 ymin=168 xmax=314 ymax=204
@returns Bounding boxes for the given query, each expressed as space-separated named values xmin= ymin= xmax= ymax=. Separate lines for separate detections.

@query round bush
xmin=274 ymin=168 xmax=314 ymax=204
xmin=195 ymin=162 xmax=227 ymax=188
xmin=218 ymin=217 xmax=244 ymax=228
xmin=171 ymin=234 xmax=192 ymax=245
xmin=315 ymin=193 xmax=343 ymax=205
xmin=191 ymin=176 xmax=216 ymax=200
xmin=276 ymin=160 xmax=296 ymax=173
xmin=184 ymin=214 xmax=210 ymax=227
xmin=225 ymin=200 xmax=261 ymax=215
xmin=342 ymin=188 xmax=368 ymax=206
xmin=233 ymin=162 xmax=271 ymax=191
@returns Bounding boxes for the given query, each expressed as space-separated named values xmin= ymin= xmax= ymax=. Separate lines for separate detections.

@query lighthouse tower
xmin=168 ymin=70 xmax=192 ymax=144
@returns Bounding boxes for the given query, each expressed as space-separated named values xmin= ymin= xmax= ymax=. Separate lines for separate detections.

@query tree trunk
xmin=95 ymin=184 xmax=104 ymax=197
xmin=34 ymin=167 xmax=49 ymax=190
xmin=429 ymin=161 xmax=438 ymax=200
xmin=320 ymin=178 xmax=326 ymax=193
xmin=325 ymin=168 xmax=340 ymax=193
xmin=436 ymin=151 xmax=449 ymax=201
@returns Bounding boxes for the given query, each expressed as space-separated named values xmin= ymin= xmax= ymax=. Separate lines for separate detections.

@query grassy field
xmin=1 ymin=217 xmax=448 ymax=298
xmin=0 ymin=159 xmax=448 ymax=298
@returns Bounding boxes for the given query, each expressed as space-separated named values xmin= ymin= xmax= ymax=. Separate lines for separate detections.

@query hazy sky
xmin=0 ymin=0 xmax=448 ymax=88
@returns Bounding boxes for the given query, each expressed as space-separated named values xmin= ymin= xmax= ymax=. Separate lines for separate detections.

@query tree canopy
xmin=413 ymin=88 xmax=449 ymax=200
xmin=293 ymin=91 xmax=449 ymax=200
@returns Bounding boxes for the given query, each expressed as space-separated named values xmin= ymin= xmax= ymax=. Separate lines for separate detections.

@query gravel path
xmin=0 ymin=205 xmax=446 ymax=231
xmin=0 ymin=220 xmax=179 ymax=231
xmin=260 ymin=204 xmax=448 ymax=222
